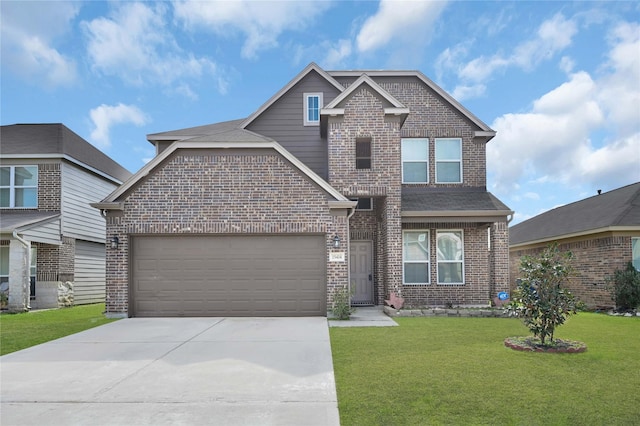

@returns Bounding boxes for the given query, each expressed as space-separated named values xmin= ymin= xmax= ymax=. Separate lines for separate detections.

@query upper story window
xmin=0 ymin=166 xmax=38 ymax=208
xmin=355 ymin=137 xmax=372 ymax=169
xmin=303 ymin=93 xmax=323 ymax=126
xmin=401 ymin=138 xmax=428 ymax=183
xmin=435 ymin=138 xmax=462 ymax=183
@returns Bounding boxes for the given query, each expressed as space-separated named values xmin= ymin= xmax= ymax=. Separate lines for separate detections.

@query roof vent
xmin=597 ymin=189 xmax=602 ymax=195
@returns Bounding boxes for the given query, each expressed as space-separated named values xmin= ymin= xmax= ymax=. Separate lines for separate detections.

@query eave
xmin=510 ymin=225 xmax=640 ymax=249
xmin=402 ymin=209 xmax=514 ymax=224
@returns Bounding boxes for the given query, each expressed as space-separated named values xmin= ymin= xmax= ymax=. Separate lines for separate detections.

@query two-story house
xmin=0 ymin=124 xmax=131 ymax=311
xmin=92 ymin=63 xmax=512 ymax=318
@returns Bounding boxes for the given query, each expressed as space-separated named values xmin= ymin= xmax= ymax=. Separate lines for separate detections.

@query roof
xmin=146 ymin=119 xmax=245 ymax=142
xmin=510 ymin=182 xmax=640 ymax=246
xmin=401 ymin=187 xmax=513 ymax=222
xmin=0 ymin=124 xmax=131 ymax=183
xmin=0 ymin=211 xmax=60 ymax=233
xmin=93 ymin=137 xmax=356 ymax=210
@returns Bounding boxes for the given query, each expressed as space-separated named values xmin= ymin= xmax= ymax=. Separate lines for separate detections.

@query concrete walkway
xmin=1 ymin=317 xmax=339 ymax=426
xmin=328 ymin=306 xmax=398 ymax=327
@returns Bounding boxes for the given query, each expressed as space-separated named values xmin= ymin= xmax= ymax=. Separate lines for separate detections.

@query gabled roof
xmin=328 ymin=69 xmax=495 ymax=139
xmin=0 ymin=124 xmax=131 ymax=183
xmin=146 ymin=119 xmax=245 ymax=142
xmin=321 ymin=74 xmax=409 ymax=126
xmin=240 ymin=62 xmax=344 ymax=129
xmin=401 ymin=187 xmax=513 ymax=223
xmin=0 ymin=211 xmax=60 ymax=233
xmin=93 ymin=134 xmax=355 ymax=210
xmin=510 ymin=182 xmax=640 ymax=247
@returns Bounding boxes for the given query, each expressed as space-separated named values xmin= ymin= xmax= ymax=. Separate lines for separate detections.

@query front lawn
xmin=330 ymin=313 xmax=640 ymax=425
xmin=0 ymin=303 xmax=117 ymax=356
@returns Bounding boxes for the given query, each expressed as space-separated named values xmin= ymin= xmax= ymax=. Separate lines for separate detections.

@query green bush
xmin=609 ymin=262 xmax=640 ymax=311
xmin=331 ymin=285 xmax=354 ymax=320
xmin=508 ymin=243 xmax=578 ymax=345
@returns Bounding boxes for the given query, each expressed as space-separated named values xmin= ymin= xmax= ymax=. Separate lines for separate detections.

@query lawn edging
xmin=383 ymin=305 xmax=510 ymax=318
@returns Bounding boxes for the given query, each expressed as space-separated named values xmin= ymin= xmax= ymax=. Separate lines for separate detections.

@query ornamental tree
xmin=511 ymin=243 xmax=578 ymax=345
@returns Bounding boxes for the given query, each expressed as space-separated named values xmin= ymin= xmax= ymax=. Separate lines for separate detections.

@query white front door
xmin=350 ymin=241 xmax=373 ymax=305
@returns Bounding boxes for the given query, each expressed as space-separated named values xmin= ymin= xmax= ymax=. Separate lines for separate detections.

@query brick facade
xmin=509 ymin=234 xmax=637 ymax=309
xmin=104 ymin=149 xmax=350 ymax=316
xmin=37 ymin=163 xmax=61 ymax=211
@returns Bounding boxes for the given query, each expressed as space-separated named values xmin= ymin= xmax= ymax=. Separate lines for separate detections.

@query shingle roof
xmin=402 ymin=187 xmax=511 ymax=212
xmin=510 ymin=182 xmax=640 ymax=245
xmin=0 ymin=211 xmax=60 ymax=233
xmin=146 ymin=119 xmax=246 ymax=141
xmin=0 ymin=124 xmax=131 ymax=182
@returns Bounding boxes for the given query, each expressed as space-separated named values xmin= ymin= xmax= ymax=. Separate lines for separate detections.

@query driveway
xmin=0 ymin=317 xmax=339 ymax=426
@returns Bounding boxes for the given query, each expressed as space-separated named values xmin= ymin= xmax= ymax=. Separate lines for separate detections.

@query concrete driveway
xmin=0 ymin=317 xmax=339 ymax=426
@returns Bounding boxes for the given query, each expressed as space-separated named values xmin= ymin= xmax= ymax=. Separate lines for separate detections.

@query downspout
xmin=12 ymin=230 xmax=31 ymax=310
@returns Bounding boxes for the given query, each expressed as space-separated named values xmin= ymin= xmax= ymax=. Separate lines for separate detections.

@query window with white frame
xmin=402 ymin=138 xmax=429 ymax=183
xmin=633 ymin=238 xmax=640 ymax=270
xmin=0 ymin=166 xmax=38 ymax=208
xmin=435 ymin=138 xmax=462 ymax=183
xmin=0 ymin=246 xmax=36 ymax=287
xmin=303 ymin=93 xmax=323 ymax=126
xmin=403 ymin=230 xmax=430 ymax=284
xmin=437 ymin=230 xmax=464 ymax=284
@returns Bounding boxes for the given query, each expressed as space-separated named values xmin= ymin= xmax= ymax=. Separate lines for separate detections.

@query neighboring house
xmin=92 ymin=63 xmax=513 ymax=318
xmin=509 ymin=182 xmax=640 ymax=308
xmin=0 ymin=124 xmax=131 ymax=311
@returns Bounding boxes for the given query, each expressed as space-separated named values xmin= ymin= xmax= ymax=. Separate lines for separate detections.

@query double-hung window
xmin=0 ymin=166 xmax=38 ymax=208
xmin=401 ymin=138 xmax=428 ymax=183
xmin=435 ymin=138 xmax=462 ymax=183
xmin=437 ymin=230 xmax=464 ymax=284
xmin=403 ymin=231 xmax=430 ymax=284
xmin=303 ymin=93 xmax=323 ymax=126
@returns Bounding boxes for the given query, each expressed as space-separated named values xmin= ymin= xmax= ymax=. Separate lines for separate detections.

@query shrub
xmin=508 ymin=243 xmax=578 ymax=345
xmin=609 ymin=262 xmax=640 ymax=311
xmin=331 ymin=285 xmax=354 ymax=320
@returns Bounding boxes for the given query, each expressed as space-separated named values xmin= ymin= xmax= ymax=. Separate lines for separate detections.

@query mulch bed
xmin=504 ymin=336 xmax=587 ymax=353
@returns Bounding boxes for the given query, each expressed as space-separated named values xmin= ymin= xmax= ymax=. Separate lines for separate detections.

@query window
xmin=633 ymin=238 xmax=640 ymax=270
xmin=435 ymin=138 xmax=462 ymax=183
xmin=0 ymin=246 xmax=36 ymax=296
xmin=403 ymin=231 xmax=430 ymax=284
xmin=1 ymin=166 xmax=38 ymax=208
xmin=401 ymin=138 xmax=428 ymax=183
xmin=355 ymin=137 xmax=372 ymax=169
xmin=351 ymin=197 xmax=373 ymax=211
xmin=303 ymin=93 xmax=323 ymax=126
xmin=437 ymin=230 xmax=464 ymax=284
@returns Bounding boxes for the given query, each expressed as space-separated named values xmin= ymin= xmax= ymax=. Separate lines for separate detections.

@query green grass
xmin=330 ymin=313 xmax=640 ymax=425
xmin=0 ymin=303 xmax=118 ymax=356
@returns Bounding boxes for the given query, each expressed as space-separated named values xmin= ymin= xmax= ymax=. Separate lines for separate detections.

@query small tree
xmin=510 ymin=243 xmax=577 ymax=345
xmin=609 ymin=262 xmax=640 ymax=312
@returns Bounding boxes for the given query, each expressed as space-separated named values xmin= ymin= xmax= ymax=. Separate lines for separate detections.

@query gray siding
xmin=74 ymin=240 xmax=106 ymax=304
xmin=21 ymin=219 xmax=62 ymax=245
xmin=246 ymin=70 xmax=341 ymax=179
xmin=61 ymin=162 xmax=118 ymax=243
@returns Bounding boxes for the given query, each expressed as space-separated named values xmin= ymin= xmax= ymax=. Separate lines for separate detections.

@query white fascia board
xmin=384 ymin=107 xmax=411 ymax=116
xmin=510 ymin=226 xmax=640 ymax=249
xmin=320 ymin=108 xmax=345 ymax=116
xmin=0 ymin=154 xmax=124 ymax=185
xmin=102 ymin=140 xmax=351 ymax=204
xmin=329 ymin=200 xmax=358 ymax=209
xmin=324 ymin=74 xmax=406 ymax=109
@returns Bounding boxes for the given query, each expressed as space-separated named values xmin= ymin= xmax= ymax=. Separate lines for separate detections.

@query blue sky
xmin=1 ymin=0 xmax=639 ymax=224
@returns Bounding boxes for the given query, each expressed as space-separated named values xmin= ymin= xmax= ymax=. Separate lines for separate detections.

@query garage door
xmin=131 ymin=235 xmax=326 ymax=317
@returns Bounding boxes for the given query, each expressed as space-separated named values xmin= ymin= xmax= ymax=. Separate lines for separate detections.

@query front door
xmin=350 ymin=241 xmax=373 ymax=305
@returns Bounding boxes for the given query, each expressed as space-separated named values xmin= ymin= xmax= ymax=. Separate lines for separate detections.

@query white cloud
xmin=82 ymin=2 xmax=221 ymax=95
xmin=323 ymin=39 xmax=353 ymax=69
xmin=0 ymin=1 xmax=79 ymax=88
xmin=488 ymin=21 xmax=640 ymax=194
xmin=172 ymin=0 xmax=332 ymax=59
xmin=89 ymin=103 xmax=149 ymax=149
xmin=445 ymin=13 xmax=578 ymax=100
xmin=356 ymin=0 xmax=447 ymax=53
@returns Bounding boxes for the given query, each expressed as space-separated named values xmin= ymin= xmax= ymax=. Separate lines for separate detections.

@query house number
xmin=329 ymin=252 xmax=346 ymax=262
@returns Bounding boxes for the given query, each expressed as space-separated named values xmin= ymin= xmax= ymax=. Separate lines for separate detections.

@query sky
xmin=1 ymin=0 xmax=639 ymax=225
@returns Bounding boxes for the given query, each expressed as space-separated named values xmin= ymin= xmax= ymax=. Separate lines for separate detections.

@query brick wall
xmin=38 ymin=163 xmax=61 ymax=212
xmin=509 ymin=234 xmax=636 ymax=309
xmin=104 ymin=149 xmax=349 ymax=316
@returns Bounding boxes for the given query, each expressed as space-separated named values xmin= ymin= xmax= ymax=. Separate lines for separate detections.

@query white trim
xmin=401 ymin=138 xmax=429 ymax=184
xmin=435 ymin=138 xmax=462 ymax=184
xmin=99 ymin=140 xmax=353 ymax=205
xmin=0 ymin=165 xmax=38 ymax=209
xmin=436 ymin=229 xmax=465 ymax=285
xmin=0 ymin=154 xmax=124 ymax=184
xmin=303 ymin=92 xmax=323 ymax=126
xmin=402 ymin=230 xmax=431 ymax=285
xmin=323 ymin=74 xmax=406 ymax=110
